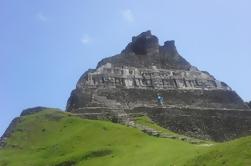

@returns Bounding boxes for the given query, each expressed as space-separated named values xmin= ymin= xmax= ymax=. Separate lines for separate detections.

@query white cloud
xmin=81 ymin=35 xmax=92 ymax=45
xmin=36 ymin=12 xmax=47 ymax=22
xmin=121 ymin=9 xmax=135 ymax=23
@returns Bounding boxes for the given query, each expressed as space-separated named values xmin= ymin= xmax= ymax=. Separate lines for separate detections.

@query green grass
xmin=0 ymin=108 xmax=250 ymax=166
xmin=134 ymin=115 xmax=177 ymax=135
xmin=134 ymin=115 xmax=209 ymax=144
xmin=186 ymin=136 xmax=251 ymax=166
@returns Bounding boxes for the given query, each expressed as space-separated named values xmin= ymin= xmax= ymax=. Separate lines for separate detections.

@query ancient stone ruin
xmin=66 ymin=31 xmax=251 ymax=141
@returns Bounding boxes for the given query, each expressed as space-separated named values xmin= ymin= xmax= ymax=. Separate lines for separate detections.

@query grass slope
xmin=186 ymin=136 xmax=251 ymax=166
xmin=0 ymin=108 xmax=250 ymax=166
xmin=134 ymin=115 xmax=177 ymax=135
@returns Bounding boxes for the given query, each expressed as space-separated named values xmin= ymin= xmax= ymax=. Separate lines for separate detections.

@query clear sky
xmin=1 ymin=0 xmax=251 ymax=136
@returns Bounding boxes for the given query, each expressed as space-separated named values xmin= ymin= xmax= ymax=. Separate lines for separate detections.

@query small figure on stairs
xmin=156 ymin=93 xmax=164 ymax=106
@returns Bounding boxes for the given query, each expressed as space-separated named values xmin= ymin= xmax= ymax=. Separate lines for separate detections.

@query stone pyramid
xmin=66 ymin=31 xmax=251 ymax=141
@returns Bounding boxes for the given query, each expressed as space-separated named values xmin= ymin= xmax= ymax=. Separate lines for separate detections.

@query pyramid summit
xmin=97 ymin=30 xmax=191 ymax=70
xmin=66 ymin=31 xmax=251 ymax=141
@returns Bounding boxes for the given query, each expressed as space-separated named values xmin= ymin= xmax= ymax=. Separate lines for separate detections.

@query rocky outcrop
xmin=97 ymin=31 xmax=191 ymax=70
xmin=0 ymin=117 xmax=21 ymax=147
xmin=20 ymin=106 xmax=49 ymax=116
xmin=1 ymin=107 xmax=55 ymax=148
xmin=66 ymin=31 xmax=251 ymax=141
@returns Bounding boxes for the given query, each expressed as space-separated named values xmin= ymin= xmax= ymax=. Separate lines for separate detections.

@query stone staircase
xmin=73 ymin=103 xmax=210 ymax=144
xmin=129 ymin=123 xmax=205 ymax=144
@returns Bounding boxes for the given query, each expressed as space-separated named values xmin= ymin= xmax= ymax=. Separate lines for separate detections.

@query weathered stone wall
xmin=97 ymin=31 xmax=192 ymax=70
xmin=248 ymin=101 xmax=251 ymax=108
xmin=127 ymin=107 xmax=251 ymax=141
xmin=78 ymin=63 xmax=230 ymax=91
xmin=67 ymin=88 xmax=247 ymax=113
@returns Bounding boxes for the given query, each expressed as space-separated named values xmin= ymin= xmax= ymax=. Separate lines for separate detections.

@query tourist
xmin=157 ymin=93 xmax=164 ymax=106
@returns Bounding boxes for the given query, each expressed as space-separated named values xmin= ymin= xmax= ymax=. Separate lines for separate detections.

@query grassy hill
xmin=0 ymin=108 xmax=250 ymax=166
xmin=186 ymin=135 xmax=251 ymax=166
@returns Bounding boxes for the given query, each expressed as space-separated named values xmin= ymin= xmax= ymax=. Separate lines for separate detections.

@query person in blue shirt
xmin=156 ymin=93 xmax=164 ymax=106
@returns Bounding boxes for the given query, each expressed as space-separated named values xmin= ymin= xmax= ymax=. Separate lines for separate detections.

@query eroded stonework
xmin=80 ymin=62 xmax=230 ymax=91
xmin=66 ymin=31 xmax=251 ymax=141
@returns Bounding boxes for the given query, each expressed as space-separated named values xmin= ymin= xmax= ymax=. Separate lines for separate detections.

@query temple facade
xmin=79 ymin=62 xmax=230 ymax=90
xmin=66 ymin=31 xmax=251 ymax=141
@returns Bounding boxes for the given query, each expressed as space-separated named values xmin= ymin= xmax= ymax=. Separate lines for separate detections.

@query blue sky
xmin=1 ymin=0 xmax=251 ymax=135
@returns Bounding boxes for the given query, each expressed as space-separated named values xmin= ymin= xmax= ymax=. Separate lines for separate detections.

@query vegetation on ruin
xmin=0 ymin=108 xmax=250 ymax=166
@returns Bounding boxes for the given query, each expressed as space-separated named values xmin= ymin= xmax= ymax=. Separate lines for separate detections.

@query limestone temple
xmin=66 ymin=31 xmax=251 ymax=141
xmin=82 ymin=62 xmax=230 ymax=91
